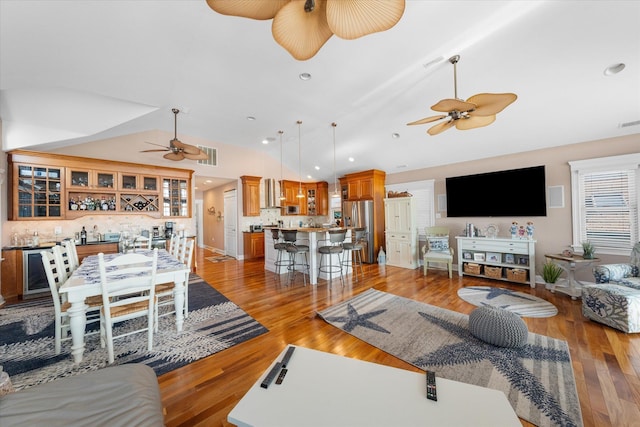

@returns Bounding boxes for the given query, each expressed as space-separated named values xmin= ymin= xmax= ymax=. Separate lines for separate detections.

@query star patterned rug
xmin=318 ymin=288 xmax=582 ymax=427
xmin=457 ymin=286 xmax=558 ymax=318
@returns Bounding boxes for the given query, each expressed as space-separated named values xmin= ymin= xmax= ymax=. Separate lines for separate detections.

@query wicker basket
xmin=484 ymin=266 xmax=503 ymax=279
xmin=464 ymin=263 xmax=483 ymax=275
xmin=506 ymin=268 xmax=528 ymax=283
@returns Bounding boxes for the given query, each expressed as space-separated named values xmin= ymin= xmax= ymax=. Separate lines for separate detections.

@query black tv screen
xmin=446 ymin=166 xmax=547 ymax=217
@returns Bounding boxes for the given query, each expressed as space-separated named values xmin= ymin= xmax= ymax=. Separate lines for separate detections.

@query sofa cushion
xmin=468 ymin=306 xmax=528 ymax=348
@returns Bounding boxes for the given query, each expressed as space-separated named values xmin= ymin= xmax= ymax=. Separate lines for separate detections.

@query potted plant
xmin=542 ymin=261 xmax=563 ymax=284
xmin=582 ymin=241 xmax=596 ymax=259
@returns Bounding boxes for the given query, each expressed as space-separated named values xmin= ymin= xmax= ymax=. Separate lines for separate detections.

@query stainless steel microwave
xmin=287 ymin=205 xmax=300 ymax=215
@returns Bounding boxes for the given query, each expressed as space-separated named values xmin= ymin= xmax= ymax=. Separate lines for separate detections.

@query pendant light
xmin=331 ymin=122 xmax=340 ymax=198
xmin=278 ymin=130 xmax=286 ymax=201
xmin=296 ymin=120 xmax=305 ymax=199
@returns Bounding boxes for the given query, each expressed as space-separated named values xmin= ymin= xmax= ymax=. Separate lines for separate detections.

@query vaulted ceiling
xmin=1 ymin=1 xmax=638 ymax=188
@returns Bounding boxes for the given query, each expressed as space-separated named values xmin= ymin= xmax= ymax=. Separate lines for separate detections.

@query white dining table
xmin=59 ymin=249 xmax=190 ymax=364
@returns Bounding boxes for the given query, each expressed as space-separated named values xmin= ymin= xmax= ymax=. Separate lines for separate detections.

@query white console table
xmin=228 ymin=345 xmax=520 ymax=427
xmin=456 ymin=236 xmax=536 ymax=287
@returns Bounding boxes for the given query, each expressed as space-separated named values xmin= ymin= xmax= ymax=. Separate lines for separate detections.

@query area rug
xmin=318 ymin=288 xmax=582 ymax=427
xmin=457 ymin=286 xmax=558 ymax=318
xmin=0 ymin=274 xmax=268 ymax=391
xmin=206 ymin=255 xmax=236 ymax=263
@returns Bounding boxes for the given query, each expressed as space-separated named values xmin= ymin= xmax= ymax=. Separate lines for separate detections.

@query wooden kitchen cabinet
xmin=243 ymin=232 xmax=265 ymax=260
xmin=315 ymin=181 xmax=329 ymax=216
xmin=241 ymin=176 xmax=262 ymax=216
xmin=1 ymin=249 xmax=21 ymax=301
xmin=280 ymin=180 xmax=328 ymax=216
xmin=9 ymin=163 xmax=63 ymax=220
xmin=75 ymin=242 xmax=119 ymax=264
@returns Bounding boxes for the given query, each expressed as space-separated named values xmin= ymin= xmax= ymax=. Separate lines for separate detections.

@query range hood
xmin=264 ymin=178 xmax=281 ymax=208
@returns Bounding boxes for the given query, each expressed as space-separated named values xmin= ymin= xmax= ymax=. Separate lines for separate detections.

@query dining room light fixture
xmin=331 ymin=122 xmax=340 ymax=199
xmin=296 ymin=120 xmax=305 ymax=199
xmin=278 ymin=130 xmax=286 ymax=201
xmin=206 ymin=0 xmax=406 ymax=61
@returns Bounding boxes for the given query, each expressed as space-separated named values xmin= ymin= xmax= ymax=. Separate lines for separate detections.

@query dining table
xmin=59 ymin=248 xmax=190 ymax=364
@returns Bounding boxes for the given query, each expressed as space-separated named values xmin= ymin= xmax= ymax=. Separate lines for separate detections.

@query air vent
xmin=620 ymin=120 xmax=640 ymax=128
xmin=197 ymin=146 xmax=217 ymax=166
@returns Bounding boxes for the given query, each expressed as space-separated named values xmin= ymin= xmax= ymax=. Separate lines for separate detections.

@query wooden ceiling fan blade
xmin=326 ymin=0 xmax=405 ymax=40
xmin=206 ymin=0 xmax=288 ymax=20
xmin=183 ymin=150 xmax=209 ymax=161
xmin=455 ymin=115 xmax=496 ymax=131
xmin=141 ymin=149 xmax=170 ymax=153
xmin=466 ymin=93 xmax=517 ymax=116
xmin=427 ymin=120 xmax=455 ymax=136
xmin=172 ymin=140 xmax=202 ymax=155
xmin=407 ymin=114 xmax=447 ymax=126
xmin=431 ymin=98 xmax=476 ymax=113
xmin=272 ymin=0 xmax=333 ymax=60
xmin=164 ymin=151 xmax=185 ymax=161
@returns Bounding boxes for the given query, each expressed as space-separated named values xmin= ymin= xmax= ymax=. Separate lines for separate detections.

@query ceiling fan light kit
xmin=206 ymin=0 xmax=405 ymax=60
xmin=141 ymin=108 xmax=208 ymax=161
xmin=407 ymin=55 xmax=517 ymax=136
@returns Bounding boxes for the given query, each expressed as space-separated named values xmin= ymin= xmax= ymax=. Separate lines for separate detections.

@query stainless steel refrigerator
xmin=342 ymin=200 xmax=375 ymax=263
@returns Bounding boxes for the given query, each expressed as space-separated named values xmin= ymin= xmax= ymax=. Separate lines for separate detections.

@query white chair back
xmin=62 ymin=239 xmax=79 ymax=271
xmin=132 ymin=235 xmax=152 ymax=250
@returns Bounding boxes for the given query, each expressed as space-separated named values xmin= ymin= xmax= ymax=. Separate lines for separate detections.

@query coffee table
xmin=228 ymin=345 xmax=520 ymax=427
xmin=544 ymin=253 xmax=600 ymax=299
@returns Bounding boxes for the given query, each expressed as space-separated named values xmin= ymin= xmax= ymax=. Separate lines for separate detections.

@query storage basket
xmin=506 ymin=268 xmax=528 ymax=283
xmin=484 ymin=266 xmax=503 ymax=279
xmin=464 ymin=263 xmax=483 ymax=275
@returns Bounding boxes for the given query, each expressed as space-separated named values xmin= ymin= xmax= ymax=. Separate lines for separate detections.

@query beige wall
xmin=202 ymin=180 xmax=238 ymax=253
xmin=386 ymin=133 xmax=639 ymax=281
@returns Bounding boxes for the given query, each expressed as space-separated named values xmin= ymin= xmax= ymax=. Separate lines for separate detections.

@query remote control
xmin=280 ymin=346 xmax=296 ymax=368
xmin=275 ymin=368 xmax=288 ymax=385
xmin=260 ymin=362 xmax=282 ymax=389
xmin=426 ymin=370 xmax=437 ymax=401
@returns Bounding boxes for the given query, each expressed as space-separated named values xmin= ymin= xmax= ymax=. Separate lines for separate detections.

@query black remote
xmin=280 ymin=346 xmax=296 ymax=368
xmin=260 ymin=362 xmax=282 ymax=389
xmin=275 ymin=368 xmax=288 ymax=385
xmin=426 ymin=370 xmax=437 ymax=401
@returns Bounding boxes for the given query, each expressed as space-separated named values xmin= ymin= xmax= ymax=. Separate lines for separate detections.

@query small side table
xmin=544 ymin=253 xmax=600 ymax=300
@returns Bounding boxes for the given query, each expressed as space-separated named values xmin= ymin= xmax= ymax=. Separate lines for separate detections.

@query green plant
xmin=542 ymin=261 xmax=563 ymax=284
xmin=582 ymin=241 xmax=596 ymax=259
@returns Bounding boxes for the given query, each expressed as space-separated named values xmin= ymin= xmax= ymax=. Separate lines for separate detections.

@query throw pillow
xmin=427 ymin=237 xmax=449 ymax=252
xmin=468 ymin=306 xmax=528 ymax=348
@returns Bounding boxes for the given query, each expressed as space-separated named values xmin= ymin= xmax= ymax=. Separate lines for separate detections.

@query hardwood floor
xmin=160 ymin=247 xmax=640 ymax=427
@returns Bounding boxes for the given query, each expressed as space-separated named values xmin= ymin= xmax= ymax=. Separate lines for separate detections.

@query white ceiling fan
xmin=142 ymin=108 xmax=208 ymax=161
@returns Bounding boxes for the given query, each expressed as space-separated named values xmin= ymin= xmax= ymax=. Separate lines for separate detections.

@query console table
xmin=228 ymin=345 xmax=520 ymax=427
xmin=456 ymin=237 xmax=536 ymax=287
xmin=544 ymin=253 xmax=600 ymax=299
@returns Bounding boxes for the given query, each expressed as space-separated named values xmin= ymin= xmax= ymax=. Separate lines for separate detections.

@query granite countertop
xmin=2 ymin=240 xmax=118 ymax=250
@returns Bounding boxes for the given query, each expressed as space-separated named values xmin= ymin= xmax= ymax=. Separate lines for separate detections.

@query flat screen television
xmin=445 ymin=165 xmax=547 ymax=217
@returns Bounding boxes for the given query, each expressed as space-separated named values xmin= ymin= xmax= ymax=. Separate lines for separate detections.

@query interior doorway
xmin=223 ymin=189 xmax=237 ymax=258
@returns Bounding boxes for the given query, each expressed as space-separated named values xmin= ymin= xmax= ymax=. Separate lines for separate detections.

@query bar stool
xmin=282 ymin=230 xmax=310 ymax=285
xmin=342 ymin=227 xmax=366 ymax=281
xmin=318 ymin=229 xmax=347 ymax=286
xmin=271 ymin=229 xmax=290 ymax=279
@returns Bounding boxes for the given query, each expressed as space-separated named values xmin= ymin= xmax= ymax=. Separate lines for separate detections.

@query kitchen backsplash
xmin=240 ymin=208 xmax=331 ymax=231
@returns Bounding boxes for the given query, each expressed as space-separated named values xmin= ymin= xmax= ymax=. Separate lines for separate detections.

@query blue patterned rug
xmin=0 ymin=274 xmax=268 ymax=391
xmin=457 ymin=286 xmax=558 ymax=318
xmin=318 ymin=288 xmax=582 ymax=427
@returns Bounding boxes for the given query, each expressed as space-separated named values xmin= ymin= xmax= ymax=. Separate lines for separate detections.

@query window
xmin=569 ymin=154 xmax=640 ymax=256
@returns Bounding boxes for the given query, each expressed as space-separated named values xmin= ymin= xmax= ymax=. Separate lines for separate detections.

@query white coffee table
xmin=228 ymin=345 xmax=520 ymax=427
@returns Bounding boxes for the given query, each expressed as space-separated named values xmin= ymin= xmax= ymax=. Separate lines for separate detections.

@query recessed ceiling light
xmin=246 ymin=116 xmax=256 ymax=121
xmin=205 ymin=180 xmax=212 ymax=183
xmin=262 ymin=137 xmax=275 ymax=145
xmin=314 ymin=166 xmax=320 ymax=170
xmin=604 ymin=63 xmax=625 ymax=76
xmin=307 ymin=175 xmax=312 ymax=179
xmin=348 ymin=157 xmax=355 ymax=162
xmin=392 ymin=133 xmax=400 ymax=139
xmin=262 ymin=139 xmax=269 ymax=144
xmin=299 ymin=72 xmax=312 ymax=81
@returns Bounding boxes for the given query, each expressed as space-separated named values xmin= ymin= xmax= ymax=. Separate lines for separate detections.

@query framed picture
xmin=504 ymin=253 xmax=515 ymax=264
xmin=517 ymin=256 xmax=529 ymax=265
xmin=473 ymin=252 xmax=486 ymax=262
xmin=463 ymin=251 xmax=473 ymax=260
xmin=486 ymin=252 xmax=501 ymax=263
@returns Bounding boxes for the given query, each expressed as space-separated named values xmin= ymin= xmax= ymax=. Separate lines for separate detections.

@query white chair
xmin=422 ymin=227 xmax=454 ymax=278
xmin=61 ymin=239 xmax=79 ymax=271
xmin=170 ymin=235 xmax=186 ymax=259
xmin=132 ymin=235 xmax=152 ymax=250
xmin=155 ymin=239 xmax=194 ymax=328
xmin=42 ymin=247 xmax=101 ymax=354
xmin=98 ymin=249 xmax=158 ymax=364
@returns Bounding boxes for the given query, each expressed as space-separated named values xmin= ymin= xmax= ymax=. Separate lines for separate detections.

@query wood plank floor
xmin=160 ymin=247 xmax=640 ymax=427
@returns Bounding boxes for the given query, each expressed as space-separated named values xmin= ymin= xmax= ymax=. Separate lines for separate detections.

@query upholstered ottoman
xmin=582 ymin=284 xmax=640 ymax=333
xmin=468 ymin=306 xmax=528 ymax=348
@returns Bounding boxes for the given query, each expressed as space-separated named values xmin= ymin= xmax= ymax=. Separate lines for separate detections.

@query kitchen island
xmin=264 ymin=228 xmax=353 ymax=285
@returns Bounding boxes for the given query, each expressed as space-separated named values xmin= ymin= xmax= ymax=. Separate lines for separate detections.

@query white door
xmin=224 ymin=190 xmax=238 ymax=258
xmin=195 ymin=199 xmax=204 ymax=247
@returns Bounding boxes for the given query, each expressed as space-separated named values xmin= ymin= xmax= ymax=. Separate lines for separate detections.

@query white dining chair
xmin=170 ymin=235 xmax=186 ymax=259
xmin=155 ymin=238 xmax=194 ymax=328
xmin=42 ymin=248 xmax=101 ymax=354
xmin=61 ymin=239 xmax=79 ymax=271
xmin=98 ymin=248 xmax=158 ymax=364
xmin=132 ymin=235 xmax=152 ymax=250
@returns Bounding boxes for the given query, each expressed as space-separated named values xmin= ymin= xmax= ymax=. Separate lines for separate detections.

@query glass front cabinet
xmin=163 ymin=178 xmax=189 ymax=217
xmin=11 ymin=164 xmax=63 ymax=219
